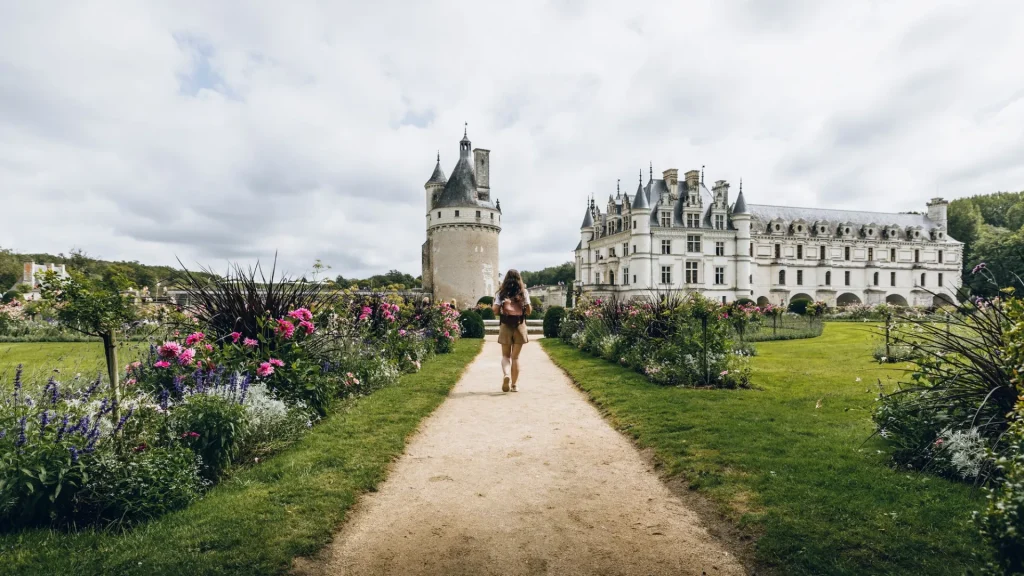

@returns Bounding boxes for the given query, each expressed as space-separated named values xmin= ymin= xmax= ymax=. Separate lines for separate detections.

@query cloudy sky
xmin=2 ymin=1 xmax=1023 ymax=279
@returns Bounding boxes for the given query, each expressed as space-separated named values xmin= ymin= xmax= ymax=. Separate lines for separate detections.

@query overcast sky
xmin=2 ymin=1 xmax=1023 ymax=279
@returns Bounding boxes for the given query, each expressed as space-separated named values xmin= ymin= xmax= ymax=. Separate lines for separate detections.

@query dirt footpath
xmin=298 ymin=338 xmax=745 ymax=576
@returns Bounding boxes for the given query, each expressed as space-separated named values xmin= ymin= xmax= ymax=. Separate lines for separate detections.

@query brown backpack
xmin=498 ymin=294 xmax=525 ymax=327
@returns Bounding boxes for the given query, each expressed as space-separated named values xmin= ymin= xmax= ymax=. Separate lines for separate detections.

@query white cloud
xmin=1 ymin=0 xmax=1023 ymax=278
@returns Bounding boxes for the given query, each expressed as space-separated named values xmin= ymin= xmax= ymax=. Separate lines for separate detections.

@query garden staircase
xmin=483 ymin=319 xmax=545 ymax=338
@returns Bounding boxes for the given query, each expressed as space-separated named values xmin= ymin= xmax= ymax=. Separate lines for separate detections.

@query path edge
xmin=537 ymin=340 xmax=765 ymax=576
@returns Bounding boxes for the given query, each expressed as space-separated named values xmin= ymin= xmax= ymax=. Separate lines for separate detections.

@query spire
xmin=631 ymin=172 xmax=650 ymax=210
xmin=459 ymin=123 xmax=471 ymax=158
xmin=733 ymin=178 xmax=749 ymax=214
xmin=616 ymin=179 xmax=621 ymax=198
xmin=463 ymin=121 xmax=468 ymax=139
xmin=580 ymin=200 xmax=593 ymax=228
xmin=701 ymin=165 xmax=705 ymax=184
xmin=649 ymin=162 xmax=653 ymax=182
xmin=426 ymin=152 xmax=446 ymax=185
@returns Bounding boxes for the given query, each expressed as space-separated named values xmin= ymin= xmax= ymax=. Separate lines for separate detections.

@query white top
xmin=494 ymin=288 xmax=530 ymax=303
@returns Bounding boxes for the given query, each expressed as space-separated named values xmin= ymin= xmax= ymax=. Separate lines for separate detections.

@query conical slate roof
xmin=631 ymin=182 xmax=650 ymax=209
xmin=434 ymin=155 xmax=477 ymax=208
xmin=425 ymin=154 xmax=446 ymax=185
xmin=581 ymin=203 xmax=594 ymax=228
xmin=733 ymin=186 xmax=749 ymax=214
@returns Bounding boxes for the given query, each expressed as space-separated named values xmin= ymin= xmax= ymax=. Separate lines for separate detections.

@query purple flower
xmin=972 ymin=262 xmax=987 ymax=275
xmin=0 ymin=430 xmax=5 ymax=440
xmin=56 ymin=414 xmax=69 ymax=441
xmin=239 ymin=374 xmax=251 ymax=405
xmin=39 ymin=410 xmax=50 ymax=434
xmin=13 ymin=364 xmax=22 ymax=405
xmin=16 ymin=416 xmax=27 ymax=447
xmin=69 ymin=446 xmax=79 ymax=464
xmin=83 ymin=375 xmax=101 ymax=400
xmin=113 ymin=407 xmax=134 ymax=436
xmin=159 ymin=389 xmax=169 ymax=411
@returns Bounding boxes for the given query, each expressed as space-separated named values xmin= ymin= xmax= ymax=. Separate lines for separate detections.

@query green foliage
xmin=458 ymin=309 xmax=484 ymax=339
xmin=478 ymin=306 xmax=495 ymax=320
xmin=476 ymin=296 xmax=494 ymax=306
xmin=40 ymin=272 xmax=138 ymax=339
xmin=333 ymin=269 xmax=419 ymax=290
xmin=170 ymin=395 xmax=247 ymax=481
xmin=75 ymin=446 xmax=205 ymax=525
xmin=528 ymin=296 xmax=543 ymax=319
xmin=543 ymin=306 xmax=566 ymax=338
xmin=787 ymin=298 xmax=812 ymax=315
xmin=520 ymin=262 xmax=574 ymax=287
xmin=735 ymin=297 xmax=754 ymax=305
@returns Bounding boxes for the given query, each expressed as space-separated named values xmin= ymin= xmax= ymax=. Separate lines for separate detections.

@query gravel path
xmin=299 ymin=338 xmax=745 ymax=576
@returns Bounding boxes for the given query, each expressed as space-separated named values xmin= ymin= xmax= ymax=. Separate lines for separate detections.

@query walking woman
xmin=493 ymin=269 xmax=532 ymax=392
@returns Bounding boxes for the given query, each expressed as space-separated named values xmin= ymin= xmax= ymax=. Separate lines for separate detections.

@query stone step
xmin=483 ymin=319 xmax=543 ymax=326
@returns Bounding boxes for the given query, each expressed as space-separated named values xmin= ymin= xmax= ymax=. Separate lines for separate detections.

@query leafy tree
xmin=520 ymin=262 xmax=574 ymax=287
xmin=0 ymin=247 xmax=21 ymax=290
xmin=948 ymin=199 xmax=984 ymax=267
xmin=40 ymin=271 xmax=138 ymax=423
xmin=967 ymin=225 xmax=1024 ymax=296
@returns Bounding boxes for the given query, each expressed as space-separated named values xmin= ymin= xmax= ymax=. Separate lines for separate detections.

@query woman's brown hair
xmin=498 ymin=269 xmax=527 ymax=308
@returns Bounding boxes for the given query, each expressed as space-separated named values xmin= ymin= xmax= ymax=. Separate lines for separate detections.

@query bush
xmin=75 ymin=445 xmax=205 ymax=525
xmin=477 ymin=296 xmax=494 ymax=306
xmin=735 ymin=298 xmax=754 ymax=306
xmin=788 ymin=298 xmax=812 ymax=315
xmin=170 ymin=394 xmax=247 ymax=481
xmin=236 ymin=382 xmax=313 ymax=463
xmin=478 ymin=307 xmax=495 ymax=320
xmin=458 ymin=309 xmax=484 ymax=338
xmin=544 ymin=306 xmax=566 ymax=338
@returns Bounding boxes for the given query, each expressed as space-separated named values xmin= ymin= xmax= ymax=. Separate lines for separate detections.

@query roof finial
xmin=617 ymin=179 xmax=621 ymax=196
xmin=649 ymin=162 xmax=653 ymax=181
xmin=701 ymin=165 xmax=705 ymax=184
xmin=463 ymin=121 xmax=468 ymax=138
xmin=436 ymin=150 xmax=440 ymax=162
xmin=739 ymin=178 xmax=743 ymax=193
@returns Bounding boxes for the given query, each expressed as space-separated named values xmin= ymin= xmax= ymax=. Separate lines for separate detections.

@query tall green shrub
xmin=544 ymin=306 xmax=566 ymax=338
xmin=458 ymin=309 xmax=484 ymax=339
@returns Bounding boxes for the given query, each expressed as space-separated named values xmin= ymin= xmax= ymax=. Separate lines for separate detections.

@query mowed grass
xmin=542 ymin=324 xmax=986 ymax=575
xmin=0 ymin=341 xmax=148 ymax=391
xmin=1 ymin=339 xmax=482 ymax=576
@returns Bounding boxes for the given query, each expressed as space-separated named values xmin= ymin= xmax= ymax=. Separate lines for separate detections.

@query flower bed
xmin=0 ymin=294 xmax=461 ymax=531
xmin=559 ymin=293 xmax=752 ymax=388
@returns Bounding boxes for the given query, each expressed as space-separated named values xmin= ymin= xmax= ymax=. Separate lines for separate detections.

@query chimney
xmin=684 ymin=169 xmax=700 ymax=192
xmin=474 ymin=148 xmax=490 ymax=201
xmin=661 ymin=168 xmax=678 ymax=192
xmin=927 ymin=197 xmax=948 ymax=230
xmin=712 ymin=180 xmax=730 ymax=206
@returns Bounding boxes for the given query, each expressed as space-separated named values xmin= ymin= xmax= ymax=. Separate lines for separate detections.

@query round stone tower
xmin=421 ymin=128 xmax=501 ymax=308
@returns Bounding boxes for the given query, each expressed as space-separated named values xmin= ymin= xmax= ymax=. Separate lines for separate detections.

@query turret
xmin=732 ymin=180 xmax=752 ymax=294
xmin=425 ymin=152 xmax=446 ymax=213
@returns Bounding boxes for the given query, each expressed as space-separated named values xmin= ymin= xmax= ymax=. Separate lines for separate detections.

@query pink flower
xmin=125 ymin=378 xmax=137 ymax=386
xmin=720 ymin=370 xmax=729 ymax=376
xmin=204 ymin=343 xmax=213 ymax=352
xmin=398 ymin=329 xmax=407 ymax=336
xmin=157 ymin=341 xmax=182 ymax=359
xmin=154 ymin=360 xmax=171 ymax=369
xmin=299 ymin=320 xmax=315 ymax=335
xmin=181 ymin=431 xmax=200 ymax=439
xmin=275 ymin=318 xmax=295 ymax=339
xmin=268 ymin=358 xmax=285 ymax=367
xmin=184 ymin=332 xmax=205 ymax=346
xmin=178 ymin=348 xmax=197 ymax=366
xmin=230 ymin=332 xmax=242 ymax=344
xmin=243 ymin=338 xmax=258 ymax=347
xmin=256 ymin=362 xmax=275 ymax=377
xmin=444 ymin=331 xmax=450 ymax=338
xmin=288 ymin=308 xmax=313 ymax=321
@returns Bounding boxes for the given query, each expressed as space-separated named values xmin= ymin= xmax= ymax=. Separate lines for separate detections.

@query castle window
xmin=891 ymin=272 xmax=896 ymax=286
xmin=661 ymin=212 xmax=671 ymax=227
xmin=779 ymin=270 xmax=786 ymax=285
xmin=939 ymin=273 xmax=944 ymax=287
xmin=797 ymin=270 xmax=804 ymax=285
xmin=920 ymin=273 xmax=926 ymax=286
xmin=633 ymin=274 xmax=637 ymax=284
xmin=632 ymin=244 xmax=636 ymax=254
xmin=915 ymin=249 xmax=920 ymax=263
xmin=797 ymin=225 xmax=804 ymax=233
xmin=715 ymin=214 xmax=725 ymax=230
xmin=596 ymin=272 xmax=601 ymax=284
xmin=797 ymin=245 xmax=803 ymax=259
xmin=774 ymin=244 xmax=781 ymax=259
xmin=844 ymin=246 xmax=851 ymax=260
xmin=491 ymin=213 xmax=494 ymax=219
xmin=687 ymin=213 xmax=700 ymax=228
xmin=873 ymin=272 xmax=879 ymax=286
xmin=687 ymin=235 xmax=702 ymax=253
xmin=686 ymin=262 xmax=699 ymax=284
xmin=825 ymin=271 xmax=831 ymax=285
xmin=476 ymin=210 xmax=481 ymax=218
xmin=438 ymin=211 xmax=441 ymax=218
xmin=868 ymin=248 xmax=874 ymax=261
xmin=609 ymin=247 xmax=616 ymax=257
xmin=661 ymin=266 xmax=672 ymax=284
xmin=455 ymin=210 xmax=460 ymax=217
xmin=939 ymin=250 xmax=943 ymax=263
xmin=820 ymin=246 xmax=826 ymax=260
xmin=845 ymin=271 xmax=851 ymax=286
xmin=715 ymin=267 xmax=725 ymax=285
xmin=891 ymin=248 xmax=897 ymax=262
xmin=633 ymin=219 xmax=637 ymax=228
xmin=623 ymin=268 xmax=629 ymax=285
xmin=623 ymin=242 xmax=629 ymax=257
xmin=715 ymin=241 xmax=725 ymax=256
xmin=661 ymin=240 xmax=671 ymax=254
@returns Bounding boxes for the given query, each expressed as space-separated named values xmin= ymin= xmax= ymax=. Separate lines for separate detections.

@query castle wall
xmin=429 ymin=226 xmax=500 ymax=309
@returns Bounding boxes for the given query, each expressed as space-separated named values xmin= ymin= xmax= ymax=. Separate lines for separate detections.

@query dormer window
xmin=775 ymin=223 xmax=782 ymax=232
xmin=715 ymin=214 xmax=725 ymax=230
xmin=455 ymin=210 xmax=460 ymax=217
xmin=661 ymin=212 xmax=671 ymax=227
xmin=797 ymin=225 xmax=803 ymax=233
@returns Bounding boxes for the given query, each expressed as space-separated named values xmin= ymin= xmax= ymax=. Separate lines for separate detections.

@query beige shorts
xmin=497 ymin=321 xmax=529 ymax=345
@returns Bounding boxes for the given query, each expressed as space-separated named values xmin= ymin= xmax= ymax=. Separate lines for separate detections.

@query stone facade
xmin=421 ymin=129 xmax=501 ymax=308
xmin=575 ymin=167 xmax=962 ymax=308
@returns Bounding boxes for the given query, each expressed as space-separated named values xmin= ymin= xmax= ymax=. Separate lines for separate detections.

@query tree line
xmin=948 ymin=190 xmax=1024 ymax=295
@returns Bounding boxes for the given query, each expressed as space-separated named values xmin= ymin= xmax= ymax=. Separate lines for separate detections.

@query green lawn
xmin=542 ymin=323 xmax=987 ymax=575
xmin=0 ymin=341 xmax=148 ymax=389
xmin=1 ymin=339 xmax=483 ymax=576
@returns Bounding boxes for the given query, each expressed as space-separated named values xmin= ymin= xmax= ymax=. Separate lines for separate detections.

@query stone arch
xmin=837 ymin=292 xmax=862 ymax=307
xmin=932 ymin=293 xmax=957 ymax=308
xmin=885 ymin=294 xmax=909 ymax=307
xmin=790 ymin=293 xmax=813 ymax=304
xmin=756 ymin=296 xmax=771 ymax=307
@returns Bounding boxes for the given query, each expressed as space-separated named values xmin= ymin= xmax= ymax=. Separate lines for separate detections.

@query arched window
xmin=825 ymin=271 xmax=831 ymax=285
xmin=873 ymin=272 xmax=879 ymax=286
xmin=921 ymin=273 xmax=926 ymax=286
xmin=779 ymin=270 xmax=786 ymax=285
